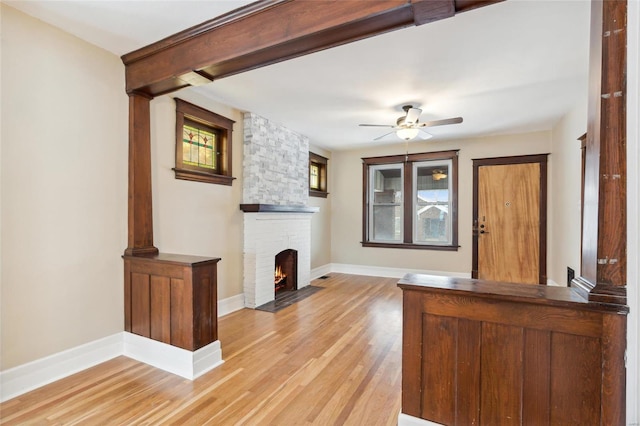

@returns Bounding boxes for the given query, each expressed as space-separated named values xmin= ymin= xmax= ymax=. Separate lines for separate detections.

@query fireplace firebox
xmin=274 ymin=249 xmax=297 ymax=297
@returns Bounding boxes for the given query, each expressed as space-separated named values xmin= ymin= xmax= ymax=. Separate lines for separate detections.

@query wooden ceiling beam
xmin=121 ymin=0 xmax=502 ymax=97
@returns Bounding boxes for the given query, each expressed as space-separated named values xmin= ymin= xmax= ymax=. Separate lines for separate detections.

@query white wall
xmin=548 ymin=101 xmax=587 ymax=285
xmin=330 ymin=131 xmax=552 ymax=275
xmin=150 ymin=91 xmax=245 ymax=300
xmin=0 ymin=5 xmax=128 ymax=369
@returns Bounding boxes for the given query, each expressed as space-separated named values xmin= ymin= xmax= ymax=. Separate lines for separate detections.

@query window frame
xmin=173 ymin=98 xmax=235 ymax=186
xmin=309 ymin=152 xmax=329 ymax=198
xmin=362 ymin=150 xmax=459 ymax=251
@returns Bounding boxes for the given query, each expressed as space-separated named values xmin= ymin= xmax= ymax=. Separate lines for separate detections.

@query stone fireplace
xmin=240 ymin=113 xmax=317 ymax=308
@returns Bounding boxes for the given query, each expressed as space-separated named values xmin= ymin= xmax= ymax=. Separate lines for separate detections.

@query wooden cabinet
xmin=124 ymin=253 xmax=220 ymax=351
xmin=398 ymin=273 xmax=627 ymax=425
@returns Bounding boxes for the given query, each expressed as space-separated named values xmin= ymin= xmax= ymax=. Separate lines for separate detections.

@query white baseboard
xmin=218 ymin=293 xmax=245 ymax=317
xmin=123 ymin=332 xmax=223 ymax=380
xmin=0 ymin=266 xmax=469 ymax=403
xmin=329 ymin=263 xmax=471 ymax=279
xmin=0 ymin=333 xmax=122 ymax=403
xmin=310 ymin=264 xmax=332 ymax=280
xmin=0 ymin=331 xmax=225 ymax=402
xmin=398 ymin=413 xmax=444 ymax=426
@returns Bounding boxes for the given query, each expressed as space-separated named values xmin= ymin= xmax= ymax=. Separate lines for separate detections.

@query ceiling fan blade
xmin=418 ymin=117 xmax=463 ymax=128
xmin=418 ymin=129 xmax=433 ymax=140
xmin=374 ymin=131 xmax=396 ymax=141
xmin=405 ymin=107 xmax=422 ymax=125
xmin=359 ymin=124 xmax=395 ymax=128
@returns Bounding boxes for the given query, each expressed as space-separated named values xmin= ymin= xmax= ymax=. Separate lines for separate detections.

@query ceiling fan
xmin=359 ymin=105 xmax=463 ymax=141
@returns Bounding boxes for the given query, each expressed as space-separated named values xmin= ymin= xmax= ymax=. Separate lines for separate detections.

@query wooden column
xmin=575 ymin=0 xmax=627 ymax=305
xmin=124 ymin=92 xmax=158 ymax=256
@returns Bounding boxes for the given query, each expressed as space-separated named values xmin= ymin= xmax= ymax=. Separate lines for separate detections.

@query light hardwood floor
xmin=0 ymin=274 xmax=403 ymax=425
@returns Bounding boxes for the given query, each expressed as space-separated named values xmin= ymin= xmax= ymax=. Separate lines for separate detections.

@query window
xmin=173 ymin=98 xmax=235 ymax=185
xmin=362 ymin=150 xmax=458 ymax=250
xmin=309 ymin=152 xmax=328 ymax=197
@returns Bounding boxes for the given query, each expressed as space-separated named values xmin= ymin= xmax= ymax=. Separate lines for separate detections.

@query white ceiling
xmin=4 ymin=0 xmax=591 ymax=151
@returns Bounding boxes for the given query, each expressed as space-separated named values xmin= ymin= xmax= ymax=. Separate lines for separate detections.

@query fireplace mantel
xmin=240 ymin=204 xmax=319 ymax=214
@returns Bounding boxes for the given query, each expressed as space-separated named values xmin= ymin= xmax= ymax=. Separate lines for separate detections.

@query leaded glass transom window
xmin=310 ymin=163 xmax=320 ymax=189
xmin=174 ymin=98 xmax=236 ymax=186
xmin=309 ymin=152 xmax=328 ymax=197
xmin=183 ymin=120 xmax=217 ymax=170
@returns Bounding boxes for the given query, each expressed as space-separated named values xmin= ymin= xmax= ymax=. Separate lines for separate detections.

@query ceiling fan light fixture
xmin=432 ymin=170 xmax=447 ymax=181
xmin=396 ymin=128 xmax=420 ymax=140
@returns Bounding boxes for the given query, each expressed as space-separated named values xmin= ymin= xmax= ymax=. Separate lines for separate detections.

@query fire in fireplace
xmin=274 ymin=249 xmax=297 ymax=297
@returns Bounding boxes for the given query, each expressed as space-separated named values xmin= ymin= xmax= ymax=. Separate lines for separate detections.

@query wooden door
xmin=472 ymin=155 xmax=548 ymax=284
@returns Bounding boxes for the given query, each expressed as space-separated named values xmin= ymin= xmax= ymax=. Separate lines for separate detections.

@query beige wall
xmin=1 ymin=5 xmax=128 ymax=369
xmin=0 ymin=2 xmax=585 ymax=374
xmin=548 ymin=102 xmax=587 ymax=285
xmin=149 ymin=92 xmax=245 ymax=300
xmin=308 ymin=144 xmax=332 ymax=270
xmin=330 ymin=131 xmax=552 ymax=274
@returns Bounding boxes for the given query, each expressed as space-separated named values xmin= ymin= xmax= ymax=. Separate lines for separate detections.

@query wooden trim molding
xmin=239 ymin=204 xmax=319 ymax=214
xmin=120 ymin=0 xmax=503 ymax=96
xmin=124 ymin=93 xmax=158 ymax=256
xmin=174 ymin=98 xmax=235 ymax=185
xmin=362 ymin=150 xmax=459 ymax=250
xmin=577 ymin=0 xmax=627 ymax=305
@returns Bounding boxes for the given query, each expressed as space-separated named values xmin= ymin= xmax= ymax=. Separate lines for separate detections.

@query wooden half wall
xmin=399 ymin=274 xmax=627 ymax=425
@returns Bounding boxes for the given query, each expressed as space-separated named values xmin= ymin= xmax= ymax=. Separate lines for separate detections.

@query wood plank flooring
xmin=0 ymin=274 xmax=403 ymax=425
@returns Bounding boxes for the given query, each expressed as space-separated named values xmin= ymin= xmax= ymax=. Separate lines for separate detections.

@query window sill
xmin=361 ymin=241 xmax=459 ymax=251
xmin=173 ymin=168 xmax=235 ymax=186
xmin=309 ymin=189 xmax=329 ymax=198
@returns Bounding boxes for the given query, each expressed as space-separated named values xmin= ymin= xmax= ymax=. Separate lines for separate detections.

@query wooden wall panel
xmin=480 ymin=323 xmax=523 ymax=425
xmin=601 ymin=314 xmax=627 ymax=425
xmin=401 ymin=290 xmax=424 ymax=417
xmin=422 ymin=292 xmax=603 ymax=338
xmin=130 ymin=272 xmax=151 ymax=337
xmin=522 ymin=329 xmax=551 ymax=425
xmin=193 ymin=267 xmax=217 ymax=348
xmin=150 ymin=275 xmax=171 ymax=344
xmin=421 ymin=314 xmax=456 ymax=424
xmin=170 ymin=277 xmax=192 ymax=350
xmin=455 ymin=318 xmax=481 ymax=425
xmin=550 ymin=333 xmax=601 ymax=425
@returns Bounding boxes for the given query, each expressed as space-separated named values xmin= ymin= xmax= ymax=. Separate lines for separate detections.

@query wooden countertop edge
xmin=397 ymin=273 xmax=629 ymax=315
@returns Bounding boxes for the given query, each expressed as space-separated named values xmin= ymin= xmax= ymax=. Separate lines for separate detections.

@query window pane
xmin=183 ymin=123 xmax=217 ymax=170
xmin=372 ymin=205 xmax=402 ymax=241
xmin=370 ymin=165 xmax=402 ymax=242
xmin=310 ymin=164 xmax=320 ymax=189
xmin=414 ymin=161 xmax=451 ymax=244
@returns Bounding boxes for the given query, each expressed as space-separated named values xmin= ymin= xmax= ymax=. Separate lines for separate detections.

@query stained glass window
xmin=183 ymin=121 xmax=217 ymax=170
xmin=310 ymin=163 xmax=320 ymax=189
xmin=309 ymin=152 xmax=328 ymax=197
xmin=174 ymin=98 xmax=235 ymax=186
